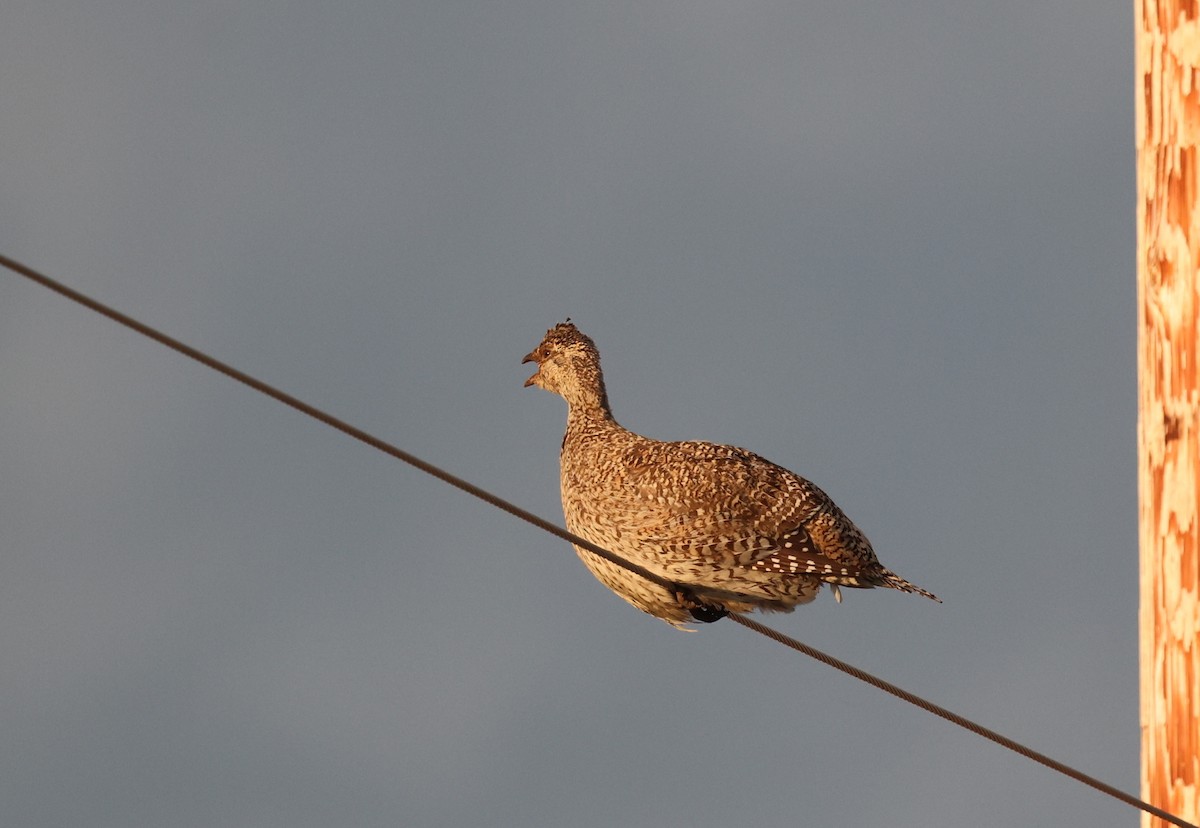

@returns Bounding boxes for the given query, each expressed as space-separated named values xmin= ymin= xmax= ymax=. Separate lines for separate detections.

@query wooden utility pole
xmin=1136 ymin=2 xmax=1200 ymax=827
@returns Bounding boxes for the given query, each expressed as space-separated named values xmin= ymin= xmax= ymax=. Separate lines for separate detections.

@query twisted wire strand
xmin=3 ymin=253 xmax=1192 ymax=828
xmin=0 ymin=255 xmax=674 ymax=591
xmin=725 ymin=612 xmax=1191 ymax=827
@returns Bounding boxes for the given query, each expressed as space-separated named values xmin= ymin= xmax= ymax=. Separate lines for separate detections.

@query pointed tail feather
xmin=878 ymin=570 xmax=941 ymax=603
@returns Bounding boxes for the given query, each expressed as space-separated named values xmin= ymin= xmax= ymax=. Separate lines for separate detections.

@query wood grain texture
xmin=1137 ymin=2 xmax=1200 ymax=826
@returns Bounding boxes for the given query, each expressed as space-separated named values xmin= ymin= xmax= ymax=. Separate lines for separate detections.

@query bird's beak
xmin=522 ymin=351 xmax=539 ymax=387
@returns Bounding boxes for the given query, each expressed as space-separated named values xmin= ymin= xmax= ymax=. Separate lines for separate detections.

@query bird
xmin=523 ymin=320 xmax=939 ymax=629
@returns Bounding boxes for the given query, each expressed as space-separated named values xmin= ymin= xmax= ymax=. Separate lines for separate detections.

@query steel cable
xmin=2 ymin=253 xmax=1192 ymax=828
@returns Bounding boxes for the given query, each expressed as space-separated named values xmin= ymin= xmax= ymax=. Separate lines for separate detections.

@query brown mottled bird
xmin=523 ymin=320 xmax=939 ymax=629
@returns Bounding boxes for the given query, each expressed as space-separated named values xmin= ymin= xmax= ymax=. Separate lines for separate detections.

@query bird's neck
xmin=560 ymin=362 xmax=613 ymax=417
xmin=564 ymin=392 xmax=619 ymax=442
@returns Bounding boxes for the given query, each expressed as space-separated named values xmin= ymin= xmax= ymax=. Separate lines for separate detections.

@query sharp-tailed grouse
xmin=523 ymin=320 xmax=938 ymax=628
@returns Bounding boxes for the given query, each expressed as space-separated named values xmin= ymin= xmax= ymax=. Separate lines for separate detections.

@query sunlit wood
xmin=1136 ymin=2 xmax=1200 ymax=826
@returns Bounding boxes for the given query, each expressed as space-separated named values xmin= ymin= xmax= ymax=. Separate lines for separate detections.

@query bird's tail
xmin=878 ymin=570 xmax=941 ymax=603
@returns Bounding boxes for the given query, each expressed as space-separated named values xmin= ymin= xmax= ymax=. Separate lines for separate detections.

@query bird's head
xmin=522 ymin=320 xmax=610 ymax=412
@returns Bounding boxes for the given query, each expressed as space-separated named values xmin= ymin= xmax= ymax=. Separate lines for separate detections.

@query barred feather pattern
xmin=524 ymin=321 xmax=939 ymax=629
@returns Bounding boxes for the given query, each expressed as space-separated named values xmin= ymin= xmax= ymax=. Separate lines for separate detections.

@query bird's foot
xmin=674 ymin=588 xmax=728 ymax=623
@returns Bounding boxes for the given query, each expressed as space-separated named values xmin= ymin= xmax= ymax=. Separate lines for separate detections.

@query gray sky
xmin=1 ymin=2 xmax=1136 ymax=826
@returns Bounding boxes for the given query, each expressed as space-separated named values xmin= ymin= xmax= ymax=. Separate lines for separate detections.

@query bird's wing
xmin=607 ymin=439 xmax=887 ymax=581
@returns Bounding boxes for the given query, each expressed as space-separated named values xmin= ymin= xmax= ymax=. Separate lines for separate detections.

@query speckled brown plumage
xmin=523 ymin=321 xmax=939 ymax=628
